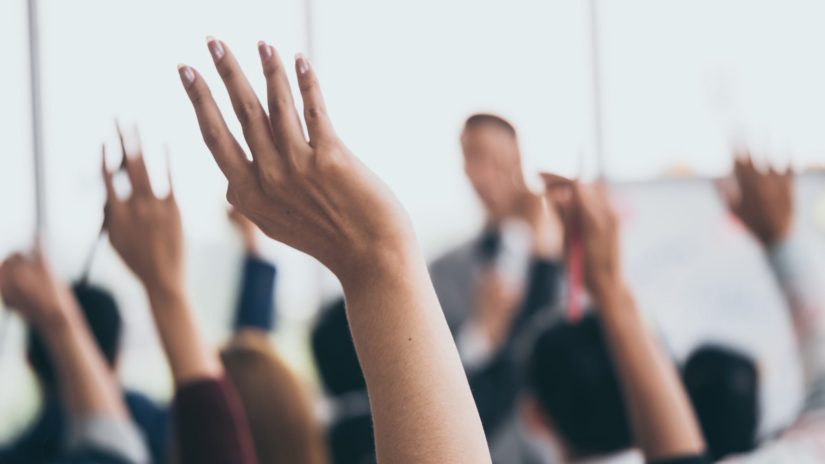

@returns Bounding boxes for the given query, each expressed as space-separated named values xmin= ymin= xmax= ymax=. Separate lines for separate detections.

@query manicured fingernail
xmin=178 ymin=64 xmax=195 ymax=87
xmin=295 ymin=53 xmax=310 ymax=75
xmin=258 ymin=41 xmax=272 ymax=61
xmin=207 ymin=36 xmax=225 ymax=62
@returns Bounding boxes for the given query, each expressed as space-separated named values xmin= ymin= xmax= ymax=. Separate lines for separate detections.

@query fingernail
xmin=295 ymin=53 xmax=310 ymax=75
xmin=178 ymin=64 xmax=195 ymax=88
xmin=207 ymin=36 xmax=225 ymax=62
xmin=258 ymin=41 xmax=272 ymax=61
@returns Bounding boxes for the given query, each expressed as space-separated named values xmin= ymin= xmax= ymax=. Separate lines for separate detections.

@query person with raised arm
xmin=718 ymin=156 xmax=825 ymax=463
xmin=0 ymin=249 xmax=148 ymax=464
xmin=537 ymin=174 xmax=708 ymax=463
xmin=101 ymin=132 xmax=256 ymax=464
xmin=177 ymin=38 xmax=491 ymax=463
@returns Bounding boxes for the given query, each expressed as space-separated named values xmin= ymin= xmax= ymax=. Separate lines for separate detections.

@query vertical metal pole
xmin=588 ymin=0 xmax=606 ymax=180
xmin=28 ymin=0 xmax=47 ymax=239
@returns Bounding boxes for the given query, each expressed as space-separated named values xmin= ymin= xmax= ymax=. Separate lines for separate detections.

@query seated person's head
xmin=311 ymin=299 xmax=375 ymax=463
xmin=683 ymin=344 xmax=759 ymax=460
xmin=221 ymin=334 xmax=328 ymax=464
xmin=461 ymin=113 xmax=524 ymax=222
xmin=311 ymin=298 xmax=367 ymax=396
xmin=27 ymin=283 xmax=122 ymax=394
xmin=525 ymin=313 xmax=632 ymax=459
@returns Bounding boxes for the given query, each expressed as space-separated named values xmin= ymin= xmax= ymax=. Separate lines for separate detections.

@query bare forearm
xmin=145 ymin=283 xmax=222 ymax=385
xmin=594 ymin=281 xmax=704 ymax=460
xmin=39 ymin=306 xmax=128 ymax=420
xmin=340 ymin=248 xmax=491 ymax=463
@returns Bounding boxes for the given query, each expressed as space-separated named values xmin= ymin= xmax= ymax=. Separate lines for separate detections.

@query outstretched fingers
xmin=178 ymin=64 xmax=251 ymax=183
xmin=207 ymin=38 xmax=278 ymax=165
xmin=117 ymin=123 xmax=154 ymax=197
xmin=259 ymin=42 xmax=307 ymax=155
xmin=295 ymin=54 xmax=335 ymax=145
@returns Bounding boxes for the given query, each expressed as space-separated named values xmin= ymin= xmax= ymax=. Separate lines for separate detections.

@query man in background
xmin=429 ymin=114 xmax=564 ymax=462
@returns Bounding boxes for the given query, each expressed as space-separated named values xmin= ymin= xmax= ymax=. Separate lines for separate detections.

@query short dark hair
xmin=463 ymin=113 xmax=517 ymax=137
xmin=683 ymin=344 xmax=758 ymax=460
xmin=311 ymin=298 xmax=367 ymax=396
xmin=527 ymin=313 xmax=632 ymax=457
xmin=27 ymin=283 xmax=122 ymax=390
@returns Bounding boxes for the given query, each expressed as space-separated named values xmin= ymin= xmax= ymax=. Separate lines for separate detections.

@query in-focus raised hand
xmin=180 ymin=40 xmax=492 ymax=463
xmin=722 ymin=155 xmax=793 ymax=247
xmin=103 ymin=129 xmax=184 ymax=294
xmin=178 ymin=39 xmax=413 ymax=281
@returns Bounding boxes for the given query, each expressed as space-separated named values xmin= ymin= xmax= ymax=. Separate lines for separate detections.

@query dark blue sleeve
xmin=125 ymin=391 xmax=170 ymax=464
xmin=649 ymin=455 xmax=710 ymax=464
xmin=233 ymin=255 xmax=278 ymax=332
xmin=54 ymin=450 xmax=129 ymax=464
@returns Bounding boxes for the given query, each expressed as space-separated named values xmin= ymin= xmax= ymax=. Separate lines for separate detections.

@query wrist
xmin=590 ymin=274 xmax=629 ymax=308
xmin=144 ymin=278 xmax=187 ymax=309
xmin=335 ymin=238 xmax=422 ymax=295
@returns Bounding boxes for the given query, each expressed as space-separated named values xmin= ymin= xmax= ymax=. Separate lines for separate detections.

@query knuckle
xmin=202 ymin=124 xmax=223 ymax=149
xmin=236 ymin=100 xmax=261 ymax=126
xmin=217 ymin=64 xmax=235 ymax=80
xmin=189 ymin=86 xmax=208 ymax=106
xmin=268 ymin=96 xmax=291 ymax=118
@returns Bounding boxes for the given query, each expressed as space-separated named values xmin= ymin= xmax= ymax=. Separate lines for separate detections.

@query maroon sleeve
xmin=173 ymin=376 xmax=258 ymax=464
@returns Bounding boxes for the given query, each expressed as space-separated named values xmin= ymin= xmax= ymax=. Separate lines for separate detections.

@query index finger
xmin=178 ymin=64 xmax=252 ymax=182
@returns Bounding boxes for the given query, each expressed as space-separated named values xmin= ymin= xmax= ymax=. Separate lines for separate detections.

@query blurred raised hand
xmin=540 ymin=173 xmax=706 ymax=460
xmin=102 ymin=128 xmax=184 ymax=294
xmin=542 ymin=174 xmax=620 ymax=297
xmin=0 ymin=248 xmax=74 ymax=329
xmin=178 ymin=39 xmax=413 ymax=281
xmin=722 ymin=155 xmax=793 ymax=247
xmin=0 ymin=248 xmax=141 ymax=457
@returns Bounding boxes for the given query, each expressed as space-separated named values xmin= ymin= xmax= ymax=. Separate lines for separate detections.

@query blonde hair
xmin=221 ymin=331 xmax=328 ymax=464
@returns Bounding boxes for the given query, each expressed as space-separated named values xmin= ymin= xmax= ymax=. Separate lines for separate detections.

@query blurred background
xmin=2 ymin=0 xmax=825 ymax=444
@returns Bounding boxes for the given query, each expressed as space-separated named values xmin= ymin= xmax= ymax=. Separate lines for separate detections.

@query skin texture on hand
xmin=103 ymin=131 xmax=221 ymax=385
xmin=178 ymin=38 xmax=491 ymax=463
xmin=722 ymin=155 xmax=793 ymax=247
xmin=0 ymin=250 xmax=129 ymax=421
xmin=542 ymin=174 xmax=706 ymax=461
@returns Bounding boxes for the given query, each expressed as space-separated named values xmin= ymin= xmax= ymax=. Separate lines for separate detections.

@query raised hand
xmin=542 ymin=174 xmax=620 ymax=297
xmin=722 ymin=155 xmax=793 ymax=247
xmin=178 ymin=39 xmax=413 ymax=281
xmin=102 ymin=129 xmax=184 ymax=293
xmin=0 ymin=247 xmax=136 ymax=440
xmin=0 ymin=248 xmax=75 ymax=328
xmin=179 ymin=39 xmax=491 ymax=463
xmin=540 ymin=173 xmax=706 ymax=460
